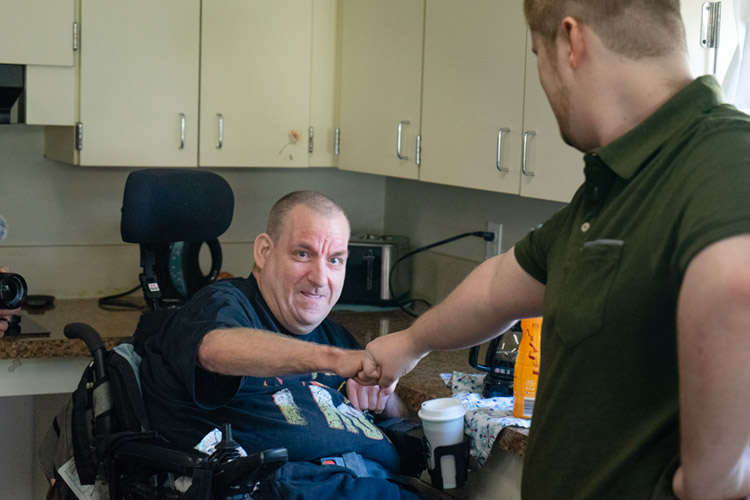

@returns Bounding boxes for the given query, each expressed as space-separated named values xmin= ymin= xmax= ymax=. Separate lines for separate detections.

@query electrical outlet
xmin=485 ymin=222 xmax=503 ymax=260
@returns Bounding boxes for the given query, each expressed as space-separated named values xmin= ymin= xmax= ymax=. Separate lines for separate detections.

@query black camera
xmin=0 ymin=273 xmax=27 ymax=309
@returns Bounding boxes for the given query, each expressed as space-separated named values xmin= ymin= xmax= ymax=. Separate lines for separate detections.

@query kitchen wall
xmin=1 ymin=125 xmax=571 ymax=304
xmin=0 ymin=125 xmax=387 ymax=298
xmin=384 ymin=177 xmax=566 ymax=304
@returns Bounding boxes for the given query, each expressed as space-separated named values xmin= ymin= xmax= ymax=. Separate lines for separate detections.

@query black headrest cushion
xmin=121 ymin=169 xmax=234 ymax=244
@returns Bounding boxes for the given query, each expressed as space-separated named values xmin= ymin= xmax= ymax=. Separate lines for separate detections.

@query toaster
xmin=340 ymin=234 xmax=410 ymax=305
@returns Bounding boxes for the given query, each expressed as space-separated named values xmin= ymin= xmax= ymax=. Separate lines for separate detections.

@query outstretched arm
xmin=363 ymin=248 xmax=544 ymax=391
xmin=199 ymin=328 xmax=368 ymax=380
xmin=672 ymin=234 xmax=750 ymax=500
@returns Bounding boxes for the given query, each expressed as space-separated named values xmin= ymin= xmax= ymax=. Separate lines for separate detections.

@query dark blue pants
xmin=254 ymin=462 xmax=425 ymax=500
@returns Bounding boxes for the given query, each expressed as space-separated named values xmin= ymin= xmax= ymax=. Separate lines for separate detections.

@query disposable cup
xmin=418 ymin=397 xmax=467 ymax=489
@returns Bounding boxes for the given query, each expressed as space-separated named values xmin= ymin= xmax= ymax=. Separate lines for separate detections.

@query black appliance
xmin=468 ymin=323 xmax=522 ymax=398
xmin=340 ymin=234 xmax=410 ymax=305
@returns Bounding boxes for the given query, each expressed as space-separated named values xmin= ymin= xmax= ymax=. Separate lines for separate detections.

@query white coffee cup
xmin=418 ymin=397 xmax=467 ymax=489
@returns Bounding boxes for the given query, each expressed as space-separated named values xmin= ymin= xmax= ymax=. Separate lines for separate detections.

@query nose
xmin=306 ymin=258 xmax=327 ymax=288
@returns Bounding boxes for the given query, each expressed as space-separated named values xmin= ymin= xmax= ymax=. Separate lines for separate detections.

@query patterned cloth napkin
xmin=441 ymin=371 xmax=531 ymax=467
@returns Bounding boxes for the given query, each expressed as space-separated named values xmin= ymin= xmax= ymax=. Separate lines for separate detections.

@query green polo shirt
xmin=514 ymin=76 xmax=750 ymax=499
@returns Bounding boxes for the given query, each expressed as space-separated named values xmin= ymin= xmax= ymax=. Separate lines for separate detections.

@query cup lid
xmin=418 ymin=397 xmax=466 ymax=422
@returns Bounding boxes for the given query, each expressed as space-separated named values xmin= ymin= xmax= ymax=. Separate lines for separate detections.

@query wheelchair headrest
xmin=121 ymin=169 xmax=234 ymax=244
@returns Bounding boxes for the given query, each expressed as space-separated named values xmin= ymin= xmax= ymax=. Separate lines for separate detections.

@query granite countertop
xmin=0 ymin=299 xmax=528 ymax=456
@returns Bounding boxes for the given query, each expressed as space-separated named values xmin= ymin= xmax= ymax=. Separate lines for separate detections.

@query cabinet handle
xmin=216 ymin=113 xmax=223 ymax=149
xmin=309 ymin=127 xmax=314 ymax=154
xmin=334 ymin=128 xmax=341 ymax=156
xmin=496 ymin=127 xmax=510 ymax=173
xmin=416 ymin=135 xmax=422 ymax=166
xmin=179 ymin=113 xmax=186 ymax=150
xmin=522 ymin=130 xmax=536 ymax=177
xmin=397 ymin=120 xmax=410 ymax=161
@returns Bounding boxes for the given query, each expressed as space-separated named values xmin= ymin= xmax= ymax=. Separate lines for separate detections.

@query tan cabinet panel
xmin=76 ymin=0 xmax=200 ymax=167
xmin=199 ymin=0 xmax=313 ymax=168
xmin=0 ymin=0 xmax=75 ymax=66
xmin=338 ymin=0 xmax=423 ymax=180
xmin=420 ymin=0 xmax=526 ymax=195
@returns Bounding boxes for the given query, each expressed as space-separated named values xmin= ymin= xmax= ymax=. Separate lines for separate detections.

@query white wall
xmin=0 ymin=125 xmax=387 ymax=298
xmin=384 ymin=177 xmax=567 ymax=303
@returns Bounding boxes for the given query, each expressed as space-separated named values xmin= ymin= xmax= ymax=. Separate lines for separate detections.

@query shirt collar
xmin=584 ymin=75 xmax=725 ymax=181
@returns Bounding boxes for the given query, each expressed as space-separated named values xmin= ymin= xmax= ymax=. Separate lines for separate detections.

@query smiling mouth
xmin=300 ymin=291 xmax=326 ymax=300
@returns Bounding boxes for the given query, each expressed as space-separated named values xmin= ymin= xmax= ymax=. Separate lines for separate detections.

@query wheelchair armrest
xmin=377 ymin=417 xmax=427 ymax=477
xmin=110 ymin=438 xmax=208 ymax=474
xmin=212 ymin=448 xmax=288 ymax=495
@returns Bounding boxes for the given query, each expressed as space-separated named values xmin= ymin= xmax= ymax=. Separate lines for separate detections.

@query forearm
xmin=199 ymin=328 xmax=355 ymax=378
xmin=406 ymin=248 xmax=544 ymax=353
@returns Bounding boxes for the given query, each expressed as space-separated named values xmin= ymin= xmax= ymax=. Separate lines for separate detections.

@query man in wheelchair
xmin=139 ymin=190 xmax=425 ymax=500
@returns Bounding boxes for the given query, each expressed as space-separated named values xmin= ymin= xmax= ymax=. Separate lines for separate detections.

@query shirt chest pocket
xmin=552 ymin=239 xmax=624 ymax=347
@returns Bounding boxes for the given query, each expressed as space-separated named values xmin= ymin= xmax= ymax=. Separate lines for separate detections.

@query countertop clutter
xmin=0 ymin=299 xmax=528 ymax=457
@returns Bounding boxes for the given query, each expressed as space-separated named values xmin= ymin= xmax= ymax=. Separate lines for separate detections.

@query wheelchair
xmin=39 ymin=169 xmax=438 ymax=500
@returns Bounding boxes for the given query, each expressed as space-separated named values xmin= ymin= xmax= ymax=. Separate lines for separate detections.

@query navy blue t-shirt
xmin=140 ymin=275 xmax=399 ymax=472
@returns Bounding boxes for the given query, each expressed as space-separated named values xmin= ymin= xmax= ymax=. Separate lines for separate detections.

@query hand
xmin=346 ymin=378 xmax=388 ymax=414
xmin=334 ymin=348 xmax=377 ymax=383
xmin=0 ymin=266 xmax=21 ymax=339
xmin=346 ymin=378 xmax=407 ymax=418
xmin=365 ymin=329 xmax=425 ymax=394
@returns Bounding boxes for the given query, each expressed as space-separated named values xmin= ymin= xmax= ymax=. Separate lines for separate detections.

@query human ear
xmin=559 ymin=16 xmax=584 ymax=69
xmin=254 ymin=233 xmax=273 ymax=269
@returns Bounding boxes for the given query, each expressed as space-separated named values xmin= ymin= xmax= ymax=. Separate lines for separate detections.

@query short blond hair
xmin=524 ymin=0 xmax=686 ymax=59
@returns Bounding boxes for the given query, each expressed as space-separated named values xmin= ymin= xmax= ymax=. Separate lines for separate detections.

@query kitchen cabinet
xmin=199 ymin=0 xmax=312 ymax=168
xmin=0 ymin=0 xmax=76 ymax=67
xmin=419 ymin=0 xmax=527 ymax=195
xmin=43 ymin=0 xmax=338 ymax=168
xmin=338 ymin=0 xmax=583 ymax=202
xmin=45 ymin=0 xmax=200 ymax=167
xmin=337 ymin=0 xmax=423 ymax=180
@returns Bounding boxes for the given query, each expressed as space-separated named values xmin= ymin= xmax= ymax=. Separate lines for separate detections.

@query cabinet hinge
xmin=73 ymin=22 xmax=79 ymax=52
xmin=700 ymin=1 xmax=722 ymax=49
xmin=75 ymin=122 xmax=83 ymax=151
xmin=416 ymin=135 xmax=422 ymax=166
xmin=334 ymin=128 xmax=341 ymax=156
xmin=308 ymin=126 xmax=314 ymax=154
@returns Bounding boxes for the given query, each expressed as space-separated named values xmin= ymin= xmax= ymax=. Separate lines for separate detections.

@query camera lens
xmin=0 ymin=273 xmax=27 ymax=309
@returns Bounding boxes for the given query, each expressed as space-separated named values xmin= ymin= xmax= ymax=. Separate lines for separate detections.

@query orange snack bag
xmin=513 ymin=317 xmax=542 ymax=419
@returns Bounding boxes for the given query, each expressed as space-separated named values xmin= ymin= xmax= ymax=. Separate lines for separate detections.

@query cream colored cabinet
xmin=199 ymin=0 xmax=313 ymax=168
xmin=339 ymin=0 xmax=582 ymax=202
xmin=0 ymin=0 xmax=76 ymax=66
xmin=309 ymin=0 xmax=341 ymax=168
xmin=519 ymin=33 xmax=584 ymax=202
xmin=338 ymin=0 xmax=423 ymax=180
xmin=421 ymin=1 xmax=582 ymax=202
xmin=43 ymin=0 xmax=337 ymax=168
xmin=420 ymin=0 xmax=527 ymax=195
xmin=45 ymin=0 xmax=200 ymax=167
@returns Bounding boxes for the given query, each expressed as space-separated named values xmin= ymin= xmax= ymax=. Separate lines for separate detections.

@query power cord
xmin=388 ymin=231 xmax=496 ymax=318
xmin=98 ymin=284 xmax=145 ymax=311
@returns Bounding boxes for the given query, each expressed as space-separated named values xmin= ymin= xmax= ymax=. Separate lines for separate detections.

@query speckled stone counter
xmin=0 ymin=300 xmax=528 ymax=456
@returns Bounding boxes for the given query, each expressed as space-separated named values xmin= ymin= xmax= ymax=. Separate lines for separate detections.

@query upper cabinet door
xmin=520 ymin=31 xmax=584 ymax=202
xmin=200 ymin=0 xmax=313 ymax=168
xmin=0 ymin=0 xmax=75 ymax=66
xmin=338 ymin=0 xmax=423 ymax=180
xmin=78 ymin=0 xmax=200 ymax=167
xmin=420 ymin=0 xmax=527 ymax=194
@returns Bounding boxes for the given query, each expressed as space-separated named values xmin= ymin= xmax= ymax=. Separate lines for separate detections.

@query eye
xmin=330 ymin=257 xmax=342 ymax=265
xmin=295 ymin=250 xmax=309 ymax=259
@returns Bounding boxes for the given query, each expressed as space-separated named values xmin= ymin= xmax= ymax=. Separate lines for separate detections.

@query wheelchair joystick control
xmin=210 ymin=423 xmax=243 ymax=465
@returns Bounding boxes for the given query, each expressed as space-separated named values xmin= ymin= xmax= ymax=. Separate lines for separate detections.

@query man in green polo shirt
xmin=358 ymin=1 xmax=750 ymax=499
